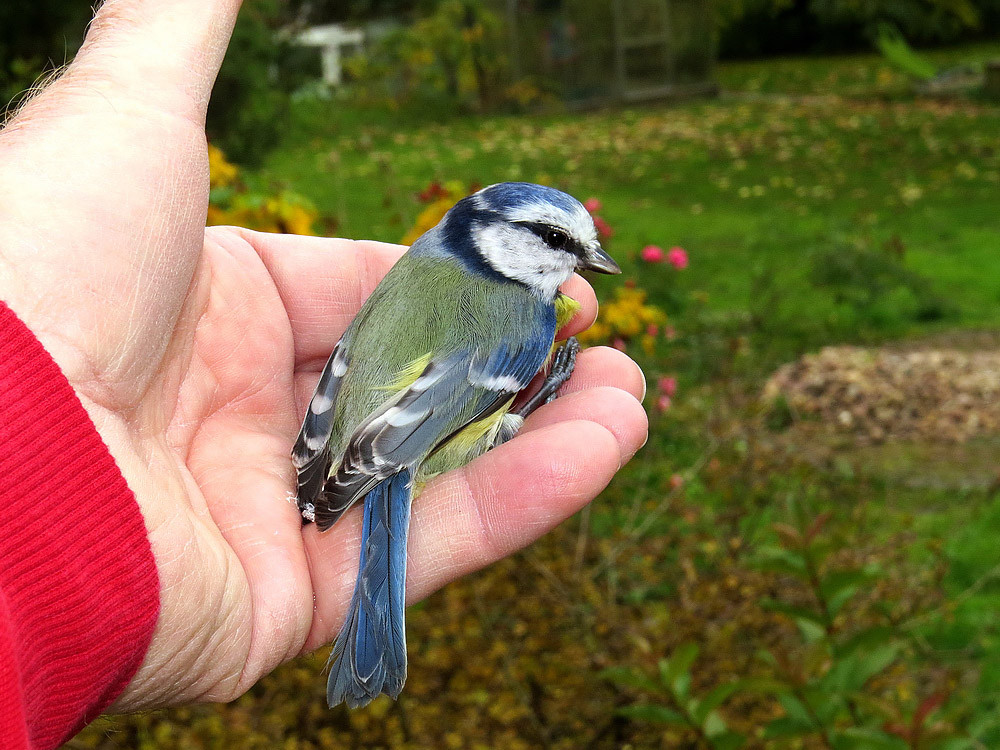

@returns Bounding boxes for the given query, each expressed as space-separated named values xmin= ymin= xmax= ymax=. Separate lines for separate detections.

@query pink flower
xmin=612 ymin=337 xmax=627 ymax=352
xmin=667 ymin=246 xmax=688 ymax=270
xmin=641 ymin=245 xmax=664 ymax=263
xmin=646 ymin=323 xmax=659 ymax=337
xmin=657 ymin=394 xmax=672 ymax=411
xmin=592 ymin=215 xmax=614 ymax=239
xmin=658 ymin=376 xmax=677 ymax=397
xmin=663 ymin=325 xmax=676 ymax=340
xmin=669 ymin=473 xmax=684 ymax=490
xmin=584 ymin=197 xmax=602 ymax=213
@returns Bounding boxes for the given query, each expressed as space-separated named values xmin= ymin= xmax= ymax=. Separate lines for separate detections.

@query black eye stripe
xmin=520 ymin=222 xmax=584 ymax=257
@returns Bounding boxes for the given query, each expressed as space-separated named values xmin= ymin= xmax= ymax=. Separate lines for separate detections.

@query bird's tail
xmin=326 ymin=469 xmax=412 ymax=709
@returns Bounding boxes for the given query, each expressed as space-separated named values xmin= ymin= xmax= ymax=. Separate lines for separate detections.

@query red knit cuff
xmin=0 ymin=301 xmax=160 ymax=749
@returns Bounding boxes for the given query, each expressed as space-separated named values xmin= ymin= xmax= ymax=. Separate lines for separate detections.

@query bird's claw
xmin=515 ymin=337 xmax=580 ymax=418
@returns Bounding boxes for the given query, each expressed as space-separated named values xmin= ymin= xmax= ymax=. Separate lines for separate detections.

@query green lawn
xmin=76 ymin=44 xmax=1000 ymax=749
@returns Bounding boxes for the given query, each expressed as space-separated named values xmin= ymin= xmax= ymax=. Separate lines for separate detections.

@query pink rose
xmin=593 ymin=215 xmax=614 ymax=239
xmin=584 ymin=197 xmax=602 ymax=213
xmin=658 ymin=376 xmax=677 ymax=397
xmin=667 ymin=246 xmax=688 ymax=269
xmin=641 ymin=245 xmax=664 ymax=263
xmin=657 ymin=394 xmax=672 ymax=412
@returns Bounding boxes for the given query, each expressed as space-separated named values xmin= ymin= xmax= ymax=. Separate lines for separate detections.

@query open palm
xmin=0 ymin=0 xmax=647 ymax=711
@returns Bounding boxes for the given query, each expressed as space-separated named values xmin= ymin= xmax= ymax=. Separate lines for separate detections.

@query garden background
xmin=6 ymin=0 xmax=1000 ymax=747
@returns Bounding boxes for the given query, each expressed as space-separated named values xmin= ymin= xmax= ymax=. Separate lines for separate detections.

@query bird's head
xmin=432 ymin=182 xmax=620 ymax=299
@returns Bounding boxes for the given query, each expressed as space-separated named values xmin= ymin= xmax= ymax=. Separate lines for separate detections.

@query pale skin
xmin=0 ymin=0 xmax=648 ymax=713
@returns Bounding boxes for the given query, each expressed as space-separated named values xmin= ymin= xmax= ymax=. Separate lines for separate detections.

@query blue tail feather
xmin=326 ymin=469 xmax=412 ymax=709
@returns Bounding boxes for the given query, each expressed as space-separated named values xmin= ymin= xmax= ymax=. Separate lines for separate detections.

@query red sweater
xmin=0 ymin=302 xmax=160 ymax=748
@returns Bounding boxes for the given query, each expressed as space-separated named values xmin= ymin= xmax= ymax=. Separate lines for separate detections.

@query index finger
xmin=235 ymin=229 xmax=599 ymax=371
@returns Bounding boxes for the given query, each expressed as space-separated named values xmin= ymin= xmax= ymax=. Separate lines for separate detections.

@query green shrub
xmin=0 ymin=1 xmax=90 ymax=110
xmin=717 ymin=0 xmax=995 ymax=57
xmin=809 ymin=243 xmax=951 ymax=328
xmin=206 ymin=0 xmax=310 ymax=165
xmin=342 ymin=0 xmax=509 ymax=114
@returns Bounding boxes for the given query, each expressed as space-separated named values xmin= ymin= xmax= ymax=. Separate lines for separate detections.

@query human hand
xmin=0 ymin=0 xmax=648 ymax=711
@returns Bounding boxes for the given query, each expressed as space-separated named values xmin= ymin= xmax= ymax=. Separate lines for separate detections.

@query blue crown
xmin=475 ymin=182 xmax=581 ymax=215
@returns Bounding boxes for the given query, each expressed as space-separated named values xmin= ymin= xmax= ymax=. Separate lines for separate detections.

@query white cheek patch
xmin=474 ymin=223 xmax=576 ymax=299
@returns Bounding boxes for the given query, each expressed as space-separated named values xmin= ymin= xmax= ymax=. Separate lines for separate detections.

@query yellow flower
xmin=265 ymin=195 xmax=319 ymax=236
xmin=282 ymin=203 xmax=318 ymax=236
xmin=402 ymin=198 xmax=454 ymax=244
xmin=578 ymin=286 xmax=667 ymax=348
xmin=401 ymin=182 xmax=471 ymax=244
xmin=208 ymin=143 xmax=239 ymax=189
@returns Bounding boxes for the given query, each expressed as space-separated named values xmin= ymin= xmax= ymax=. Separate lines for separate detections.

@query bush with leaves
xmin=206 ymin=144 xmax=325 ymax=235
xmin=206 ymin=0 xmax=311 ymax=166
xmin=344 ymin=0 xmax=509 ymax=113
xmin=0 ymin=1 xmax=90 ymax=109
xmin=603 ymin=644 xmax=752 ymax=750
xmin=717 ymin=0 xmax=996 ymax=56
xmin=603 ymin=493 xmax=977 ymax=750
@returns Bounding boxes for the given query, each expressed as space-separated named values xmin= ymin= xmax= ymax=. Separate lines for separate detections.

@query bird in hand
xmin=292 ymin=181 xmax=621 ymax=708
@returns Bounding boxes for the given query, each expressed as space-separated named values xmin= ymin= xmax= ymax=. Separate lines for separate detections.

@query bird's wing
xmin=292 ymin=338 xmax=350 ymax=510
xmin=313 ymin=338 xmax=549 ymax=530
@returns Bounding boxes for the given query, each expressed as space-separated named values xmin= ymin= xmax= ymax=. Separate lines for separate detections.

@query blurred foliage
xmin=604 ymin=643 xmax=751 ymax=748
xmin=875 ymin=24 xmax=940 ymax=81
xmin=602 ymin=495 xmax=976 ymax=748
xmin=206 ymin=0 xmax=311 ymax=166
xmin=0 ymin=0 xmax=90 ymax=109
xmin=746 ymin=239 xmax=955 ymax=361
xmin=716 ymin=0 xmax=999 ymax=56
xmin=290 ymin=0 xmax=420 ymax=22
xmin=343 ymin=0 xmax=517 ymax=114
xmin=207 ymin=143 xmax=325 ymax=235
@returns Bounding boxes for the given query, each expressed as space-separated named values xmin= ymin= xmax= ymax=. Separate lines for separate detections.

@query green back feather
xmin=328 ymin=254 xmax=553 ymax=464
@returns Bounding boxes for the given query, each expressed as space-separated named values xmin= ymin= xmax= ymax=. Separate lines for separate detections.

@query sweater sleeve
xmin=0 ymin=301 xmax=160 ymax=749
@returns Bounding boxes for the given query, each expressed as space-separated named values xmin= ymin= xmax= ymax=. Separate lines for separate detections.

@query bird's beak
xmin=579 ymin=244 xmax=621 ymax=275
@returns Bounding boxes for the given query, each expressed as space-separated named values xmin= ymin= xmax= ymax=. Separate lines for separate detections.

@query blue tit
xmin=291 ymin=181 xmax=621 ymax=709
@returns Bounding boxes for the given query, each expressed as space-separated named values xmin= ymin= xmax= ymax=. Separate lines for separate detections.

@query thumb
xmin=0 ymin=0 xmax=245 ymax=396
xmin=5 ymin=0 xmax=243 ymax=134
xmin=68 ymin=0 xmax=244 ymax=124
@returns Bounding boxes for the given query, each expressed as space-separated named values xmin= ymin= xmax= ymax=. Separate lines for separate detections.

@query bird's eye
xmin=545 ymin=229 xmax=569 ymax=249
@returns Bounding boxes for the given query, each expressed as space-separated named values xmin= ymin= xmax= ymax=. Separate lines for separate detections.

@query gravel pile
xmin=764 ymin=346 xmax=1000 ymax=443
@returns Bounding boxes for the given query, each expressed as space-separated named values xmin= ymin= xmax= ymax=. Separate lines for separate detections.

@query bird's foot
xmin=515 ymin=336 xmax=580 ymax=419
xmin=490 ymin=338 xmax=580 ymax=450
